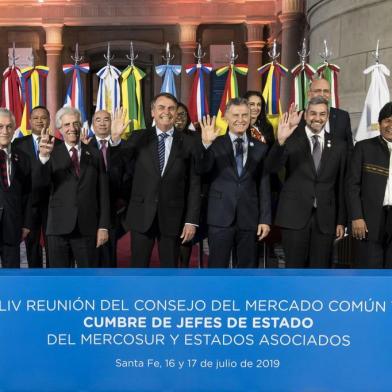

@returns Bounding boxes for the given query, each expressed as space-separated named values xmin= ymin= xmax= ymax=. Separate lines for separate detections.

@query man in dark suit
xmin=266 ymin=96 xmax=347 ymax=268
xmin=110 ymin=94 xmax=200 ymax=268
xmin=89 ymin=109 xmax=129 ymax=267
xmin=347 ymin=102 xmax=392 ymax=268
xmin=0 ymin=108 xmax=32 ymax=267
xmin=197 ymin=97 xmax=271 ymax=268
xmin=13 ymin=106 xmax=50 ymax=268
xmin=38 ymin=107 xmax=110 ymax=268
xmin=301 ymin=77 xmax=353 ymax=150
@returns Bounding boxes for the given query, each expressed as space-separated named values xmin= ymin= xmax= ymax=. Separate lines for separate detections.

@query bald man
xmin=90 ymin=110 xmax=130 ymax=267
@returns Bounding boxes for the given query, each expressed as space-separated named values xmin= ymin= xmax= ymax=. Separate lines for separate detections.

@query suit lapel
xmin=79 ymin=144 xmax=92 ymax=181
xmin=297 ymin=127 xmax=317 ymax=176
xmin=223 ymin=133 xmax=238 ymax=177
xmin=243 ymin=137 xmax=256 ymax=176
xmin=317 ymin=133 xmax=333 ymax=176
xmin=147 ymin=128 xmax=160 ymax=175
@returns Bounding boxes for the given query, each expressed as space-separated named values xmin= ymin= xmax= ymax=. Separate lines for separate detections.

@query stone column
xmin=43 ymin=25 xmax=63 ymax=130
xmin=245 ymin=24 xmax=265 ymax=92
xmin=178 ymin=24 xmax=197 ymax=106
xmin=279 ymin=0 xmax=305 ymax=111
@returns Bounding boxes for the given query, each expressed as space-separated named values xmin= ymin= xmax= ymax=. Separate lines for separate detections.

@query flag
xmin=291 ymin=63 xmax=316 ymax=111
xmin=19 ymin=65 xmax=49 ymax=137
xmin=355 ymin=63 xmax=390 ymax=143
xmin=258 ymin=62 xmax=288 ymax=130
xmin=121 ymin=65 xmax=146 ymax=138
xmin=155 ymin=64 xmax=181 ymax=98
xmin=316 ymin=62 xmax=340 ymax=108
xmin=215 ymin=64 xmax=248 ymax=134
xmin=96 ymin=64 xmax=121 ymax=113
xmin=185 ymin=63 xmax=212 ymax=124
xmin=1 ymin=65 xmax=23 ymax=129
xmin=63 ymin=63 xmax=90 ymax=133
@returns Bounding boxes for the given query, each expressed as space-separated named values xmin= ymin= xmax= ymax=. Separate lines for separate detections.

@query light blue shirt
xmin=228 ymin=131 xmax=248 ymax=166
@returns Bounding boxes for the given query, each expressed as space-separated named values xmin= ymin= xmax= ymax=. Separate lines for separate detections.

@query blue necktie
xmin=158 ymin=133 xmax=169 ymax=173
xmin=235 ymin=138 xmax=244 ymax=176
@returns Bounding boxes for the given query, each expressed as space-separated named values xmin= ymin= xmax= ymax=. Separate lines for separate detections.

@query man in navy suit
xmin=197 ymin=97 xmax=271 ymax=268
xmin=0 ymin=108 xmax=32 ymax=267
xmin=13 ymin=106 xmax=50 ymax=267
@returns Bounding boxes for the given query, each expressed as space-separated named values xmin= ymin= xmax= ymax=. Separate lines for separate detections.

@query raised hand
xmin=288 ymin=102 xmax=303 ymax=130
xmin=200 ymin=115 xmax=220 ymax=145
xmin=111 ymin=107 xmax=132 ymax=142
xmin=277 ymin=111 xmax=300 ymax=146
xmin=80 ymin=128 xmax=92 ymax=145
xmin=39 ymin=127 xmax=54 ymax=157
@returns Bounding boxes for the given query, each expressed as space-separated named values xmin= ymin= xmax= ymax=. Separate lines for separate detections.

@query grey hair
xmin=0 ymin=108 xmax=16 ymax=129
xmin=55 ymin=107 xmax=82 ymax=129
xmin=306 ymin=96 xmax=330 ymax=110
xmin=225 ymin=97 xmax=249 ymax=113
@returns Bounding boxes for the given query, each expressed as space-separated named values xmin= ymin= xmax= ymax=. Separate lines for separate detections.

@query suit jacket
xmin=39 ymin=142 xmax=110 ymax=236
xmin=195 ymin=133 xmax=271 ymax=230
xmin=13 ymin=135 xmax=50 ymax=229
xmin=300 ymin=107 xmax=353 ymax=151
xmin=0 ymin=146 xmax=32 ymax=244
xmin=347 ymin=136 xmax=390 ymax=242
xmin=89 ymin=136 xmax=131 ymax=227
xmin=265 ymin=125 xmax=347 ymax=234
xmin=113 ymin=127 xmax=200 ymax=236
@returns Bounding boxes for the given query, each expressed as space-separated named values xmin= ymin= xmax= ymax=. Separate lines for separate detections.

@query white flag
xmin=355 ymin=63 xmax=390 ymax=143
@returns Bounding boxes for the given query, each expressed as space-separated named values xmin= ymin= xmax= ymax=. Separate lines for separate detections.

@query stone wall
xmin=307 ymin=0 xmax=392 ymax=130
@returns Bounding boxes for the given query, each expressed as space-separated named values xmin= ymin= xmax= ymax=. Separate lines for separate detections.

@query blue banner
xmin=0 ymin=269 xmax=391 ymax=391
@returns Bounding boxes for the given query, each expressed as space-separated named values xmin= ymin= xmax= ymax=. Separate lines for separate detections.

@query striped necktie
xmin=158 ymin=133 xmax=169 ymax=174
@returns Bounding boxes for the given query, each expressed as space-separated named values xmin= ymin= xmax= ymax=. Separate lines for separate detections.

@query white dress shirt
xmin=228 ymin=131 xmax=248 ymax=166
xmin=305 ymin=126 xmax=325 ymax=153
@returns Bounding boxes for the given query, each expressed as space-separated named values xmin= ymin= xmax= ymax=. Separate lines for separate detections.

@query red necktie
xmin=99 ymin=139 xmax=108 ymax=170
xmin=0 ymin=150 xmax=9 ymax=189
xmin=70 ymin=147 xmax=80 ymax=177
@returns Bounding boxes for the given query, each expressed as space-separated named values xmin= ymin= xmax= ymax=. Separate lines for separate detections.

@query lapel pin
xmin=85 ymin=151 xmax=90 ymax=155
xmin=327 ymin=140 xmax=332 ymax=148
xmin=249 ymin=142 xmax=254 ymax=147
xmin=13 ymin=154 xmax=18 ymax=161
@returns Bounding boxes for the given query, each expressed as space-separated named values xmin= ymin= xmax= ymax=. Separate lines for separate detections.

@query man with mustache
xmin=266 ymin=96 xmax=347 ymax=268
xmin=110 ymin=93 xmax=200 ymax=267
xmin=347 ymin=102 xmax=392 ymax=268
xmin=197 ymin=97 xmax=271 ymax=268
xmin=38 ymin=107 xmax=110 ymax=267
